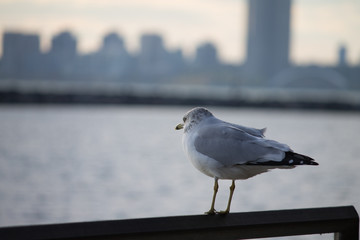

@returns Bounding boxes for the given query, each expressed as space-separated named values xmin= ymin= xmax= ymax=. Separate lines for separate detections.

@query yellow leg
xmin=220 ymin=180 xmax=236 ymax=215
xmin=205 ymin=178 xmax=218 ymax=215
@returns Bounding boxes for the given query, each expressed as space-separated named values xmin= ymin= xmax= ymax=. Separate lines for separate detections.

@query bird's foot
xmin=205 ymin=209 xmax=217 ymax=215
xmin=218 ymin=210 xmax=229 ymax=215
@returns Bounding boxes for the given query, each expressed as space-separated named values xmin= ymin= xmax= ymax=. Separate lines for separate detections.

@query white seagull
xmin=175 ymin=107 xmax=318 ymax=215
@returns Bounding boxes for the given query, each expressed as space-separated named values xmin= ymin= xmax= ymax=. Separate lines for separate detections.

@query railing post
xmin=334 ymin=227 xmax=359 ymax=240
xmin=334 ymin=208 xmax=359 ymax=240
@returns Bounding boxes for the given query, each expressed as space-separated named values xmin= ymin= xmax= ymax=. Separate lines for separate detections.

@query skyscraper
xmin=245 ymin=0 xmax=291 ymax=81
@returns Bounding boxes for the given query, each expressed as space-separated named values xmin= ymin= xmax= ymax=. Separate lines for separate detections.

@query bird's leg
xmin=219 ymin=180 xmax=236 ymax=215
xmin=205 ymin=178 xmax=219 ymax=215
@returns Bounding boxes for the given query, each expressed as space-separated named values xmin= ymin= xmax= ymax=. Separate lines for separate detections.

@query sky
xmin=0 ymin=0 xmax=359 ymax=65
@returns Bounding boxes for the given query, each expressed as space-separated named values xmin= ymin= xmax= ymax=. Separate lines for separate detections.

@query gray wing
xmin=209 ymin=117 xmax=266 ymax=138
xmin=226 ymin=121 xmax=266 ymax=138
xmin=194 ymin=123 xmax=291 ymax=166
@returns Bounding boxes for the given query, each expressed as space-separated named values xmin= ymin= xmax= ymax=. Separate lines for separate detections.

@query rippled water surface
xmin=0 ymin=105 xmax=359 ymax=239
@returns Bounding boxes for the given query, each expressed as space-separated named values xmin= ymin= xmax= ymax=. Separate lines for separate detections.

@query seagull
xmin=175 ymin=107 xmax=318 ymax=215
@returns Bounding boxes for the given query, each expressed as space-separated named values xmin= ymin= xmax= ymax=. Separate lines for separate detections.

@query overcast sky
xmin=0 ymin=0 xmax=359 ymax=65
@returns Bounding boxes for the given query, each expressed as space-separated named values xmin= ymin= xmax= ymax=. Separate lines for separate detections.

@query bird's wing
xmin=208 ymin=117 xmax=266 ymax=138
xmin=226 ymin=121 xmax=266 ymax=138
xmin=194 ymin=123 xmax=291 ymax=166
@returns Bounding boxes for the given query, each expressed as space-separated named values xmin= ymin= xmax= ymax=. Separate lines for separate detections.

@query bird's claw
xmin=205 ymin=209 xmax=229 ymax=215
xmin=205 ymin=209 xmax=230 ymax=215
xmin=218 ymin=210 xmax=229 ymax=215
xmin=205 ymin=209 xmax=217 ymax=215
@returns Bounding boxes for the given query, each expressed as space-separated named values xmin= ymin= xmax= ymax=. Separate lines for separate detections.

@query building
xmin=338 ymin=45 xmax=348 ymax=67
xmin=97 ymin=32 xmax=132 ymax=78
xmin=245 ymin=0 xmax=291 ymax=82
xmin=138 ymin=33 xmax=168 ymax=75
xmin=46 ymin=31 xmax=77 ymax=78
xmin=138 ymin=33 xmax=185 ymax=77
xmin=100 ymin=33 xmax=126 ymax=56
xmin=49 ymin=31 xmax=77 ymax=59
xmin=194 ymin=42 xmax=219 ymax=68
xmin=1 ymin=32 xmax=42 ymax=78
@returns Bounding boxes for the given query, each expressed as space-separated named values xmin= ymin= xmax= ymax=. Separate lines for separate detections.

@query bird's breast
xmin=183 ymin=132 xmax=222 ymax=178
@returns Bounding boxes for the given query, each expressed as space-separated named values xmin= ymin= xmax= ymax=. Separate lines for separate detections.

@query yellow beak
xmin=175 ymin=123 xmax=184 ymax=130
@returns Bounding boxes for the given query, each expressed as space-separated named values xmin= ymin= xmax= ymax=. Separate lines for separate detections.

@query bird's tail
xmin=283 ymin=151 xmax=318 ymax=166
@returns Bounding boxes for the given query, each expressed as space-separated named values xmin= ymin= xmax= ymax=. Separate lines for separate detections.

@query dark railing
xmin=0 ymin=206 xmax=358 ymax=240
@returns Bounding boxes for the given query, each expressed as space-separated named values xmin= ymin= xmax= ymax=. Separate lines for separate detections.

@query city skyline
xmin=1 ymin=29 xmax=359 ymax=91
xmin=1 ymin=30 xmax=220 ymax=61
xmin=0 ymin=30 xmax=224 ymax=82
xmin=0 ymin=0 xmax=359 ymax=65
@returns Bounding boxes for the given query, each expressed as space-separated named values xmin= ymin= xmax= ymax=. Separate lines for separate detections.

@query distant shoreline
xmin=1 ymin=90 xmax=359 ymax=111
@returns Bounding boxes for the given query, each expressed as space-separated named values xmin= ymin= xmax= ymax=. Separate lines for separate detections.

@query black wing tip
xmin=285 ymin=151 xmax=319 ymax=166
xmin=246 ymin=152 xmax=319 ymax=166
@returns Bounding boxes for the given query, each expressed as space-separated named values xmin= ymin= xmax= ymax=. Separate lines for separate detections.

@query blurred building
xmin=80 ymin=32 xmax=133 ymax=79
xmin=1 ymin=32 xmax=42 ymax=78
xmin=50 ymin=31 xmax=77 ymax=59
xmin=0 ymin=25 xmax=358 ymax=90
xmin=338 ymin=45 xmax=348 ymax=67
xmin=194 ymin=42 xmax=219 ymax=68
xmin=138 ymin=34 xmax=167 ymax=75
xmin=245 ymin=0 xmax=291 ymax=82
xmin=46 ymin=31 xmax=77 ymax=78
xmin=100 ymin=33 xmax=133 ymax=77
xmin=166 ymin=48 xmax=186 ymax=75
xmin=271 ymin=66 xmax=348 ymax=89
xmin=138 ymin=33 xmax=185 ymax=77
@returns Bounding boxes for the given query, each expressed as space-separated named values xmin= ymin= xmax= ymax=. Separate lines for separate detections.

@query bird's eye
xmin=183 ymin=117 xmax=187 ymax=122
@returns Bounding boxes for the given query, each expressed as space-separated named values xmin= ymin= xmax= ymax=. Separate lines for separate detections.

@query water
xmin=0 ymin=105 xmax=359 ymax=238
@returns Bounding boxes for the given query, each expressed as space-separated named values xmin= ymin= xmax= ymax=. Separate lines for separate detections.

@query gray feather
xmin=194 ymin=123 xmax=291 ymax=166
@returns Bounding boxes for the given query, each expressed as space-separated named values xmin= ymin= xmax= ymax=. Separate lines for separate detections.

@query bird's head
xmin=175 ymin=107 xmax=213 ymax=132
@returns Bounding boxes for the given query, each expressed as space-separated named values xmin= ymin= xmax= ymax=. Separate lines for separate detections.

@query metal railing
xmin=0 ymin=206 xmax=358 ymax=240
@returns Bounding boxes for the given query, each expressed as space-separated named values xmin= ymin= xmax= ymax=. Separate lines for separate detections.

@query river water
xmin=0 ymin=105 xmax=359 ymax=238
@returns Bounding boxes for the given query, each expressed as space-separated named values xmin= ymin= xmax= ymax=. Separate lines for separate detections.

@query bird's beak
xmin=175 ymin=123 xmax=184 ymax=130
